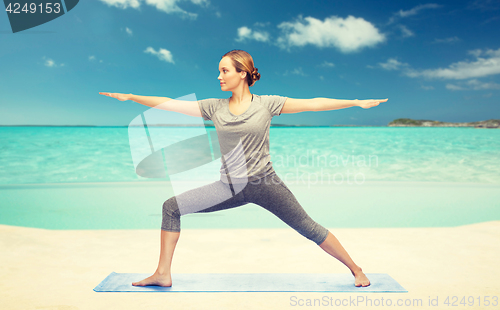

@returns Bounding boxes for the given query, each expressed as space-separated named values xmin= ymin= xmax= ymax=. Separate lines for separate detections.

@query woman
xmin=99 ymin=49 xmax=387 ymax=288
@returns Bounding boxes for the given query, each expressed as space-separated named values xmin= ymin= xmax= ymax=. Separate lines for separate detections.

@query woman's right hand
xmin=99 ymin=92 xmax=132 ymax=101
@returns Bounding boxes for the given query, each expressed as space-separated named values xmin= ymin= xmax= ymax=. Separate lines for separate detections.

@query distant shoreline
xmin=388 ymin=118 xmax=499 ymax=128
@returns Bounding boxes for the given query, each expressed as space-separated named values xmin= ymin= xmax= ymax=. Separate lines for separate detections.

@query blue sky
xmin=1 ymin=0 xmax=499 ymax=126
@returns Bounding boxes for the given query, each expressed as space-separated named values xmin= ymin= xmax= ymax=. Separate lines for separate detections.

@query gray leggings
xmin=161 ymin=172 xmax=329 ymax=245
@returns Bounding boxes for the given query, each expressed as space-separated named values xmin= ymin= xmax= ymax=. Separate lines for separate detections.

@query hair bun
xmin=252 ymin=67 xmax=261 ymax=81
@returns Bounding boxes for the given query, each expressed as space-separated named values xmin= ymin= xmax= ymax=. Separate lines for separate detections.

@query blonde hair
xmin=222 ymin=49 xmax=261 ymax=87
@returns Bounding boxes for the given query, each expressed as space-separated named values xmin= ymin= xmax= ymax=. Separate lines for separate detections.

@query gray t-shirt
xmin=198 ymin=94 xmax=288 ymax=184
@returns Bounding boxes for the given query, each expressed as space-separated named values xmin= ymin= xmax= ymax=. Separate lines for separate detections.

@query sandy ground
xmin=1 ymin=221 xmax=499 ymax=310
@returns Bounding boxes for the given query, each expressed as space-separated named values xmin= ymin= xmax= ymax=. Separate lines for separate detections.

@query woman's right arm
xmin=99 ymin=92 xmax=203 ymax=118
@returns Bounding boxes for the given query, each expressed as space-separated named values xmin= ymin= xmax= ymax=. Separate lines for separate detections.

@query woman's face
xmin=218 ymin=56 xmax=246 ymax=91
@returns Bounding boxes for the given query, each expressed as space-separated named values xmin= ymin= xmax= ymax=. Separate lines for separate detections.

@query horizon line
xmin=0 ymin=124 xmax=385 ymax=127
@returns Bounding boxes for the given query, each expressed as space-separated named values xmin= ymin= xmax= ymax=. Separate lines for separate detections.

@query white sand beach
xmin=1 ymin=221 xmax=499 ymax=310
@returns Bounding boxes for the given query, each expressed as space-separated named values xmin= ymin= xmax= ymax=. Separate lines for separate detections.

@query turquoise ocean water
xmin=1 ymin=126 xmax=499 ymax=185
xmin=1 ymin=126 xmax=499 ymax=229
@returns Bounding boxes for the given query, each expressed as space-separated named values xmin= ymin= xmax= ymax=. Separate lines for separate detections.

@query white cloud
xmin=236 ymin=26 xmax=270 ymax=42
xmin=276 ymin=15 xmax=385 ymax=53
xmin=388 ymin=3 xmax=442 ymax=24
xmin=98 ymin=0 xmax=207 ymax=19
xmin=99 ymin=0 xmax=141 ymax=9
xmin=399 ymin=25 xmax=414 ymax=37
xmin=254 ymin=21 xmax=271 ymax=27
xmin=375 ymin=49 xmax=500 ymax=91
xmin=434 ymin=36 xmax=460 ymax=44
xmin=291 ymin=68 xmax=306 ymax=76
xmin=421 ymin=85 xmax=434 ymax=90
xmin=397 ymin=3 xmax=442 ymax=17
xmin=45 ymin=59 xmax=55 ymax=67
xmin=467 ymin=79 xmax=500 ymax=90
xmin=378 ymin=58 xmax=409 ymax=71
xmin=469 ymin=0 xmax=500 ymax=11
xmin=446 ymin=79 xmax=500 ymax=91
xmin=283 ymin=67 xmax=307 ymax=76
xmin=42 ymin=56 xmax=64 ymax=67
xmin=125 ymin=27 xmax=133 ymax=36
xmin=446 ymin=84 xmax=464 ymax=91
xmin=189 ymin=0 xmax=208 ymax=5
xmin=468 ymin=49 xmax=483 ymax=57
xmin=89 ymin=55 xmax=104 ymax=63
xmin=320 ymin=61 xmax=335 ymax=68
xmin=406 ymin=48 xmax=500 ymax=80
xmin=144 ymin=47 xmax=175 ymax=64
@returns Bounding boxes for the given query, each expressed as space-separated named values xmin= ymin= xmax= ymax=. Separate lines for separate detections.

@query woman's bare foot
xmin=132 ymin=272 xmax=172 ymax=287
xmin=352 ymin=267 xmax=370 ymax=287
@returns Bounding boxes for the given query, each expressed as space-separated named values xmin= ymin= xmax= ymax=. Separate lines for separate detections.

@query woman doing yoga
xmin=99 ymin=49 xmax=387 ymax=288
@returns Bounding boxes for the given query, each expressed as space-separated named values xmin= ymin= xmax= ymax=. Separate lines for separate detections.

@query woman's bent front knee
xmin=161 ymin=197 xmax=181 ymax=231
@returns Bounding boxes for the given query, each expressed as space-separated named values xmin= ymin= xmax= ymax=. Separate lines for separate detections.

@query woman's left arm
xmin=280 ymin=98 xmax=388 ymax=114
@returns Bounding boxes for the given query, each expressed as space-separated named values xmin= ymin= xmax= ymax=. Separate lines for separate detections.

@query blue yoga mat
xmin=93 ymin=272 xmax=407 ymax=292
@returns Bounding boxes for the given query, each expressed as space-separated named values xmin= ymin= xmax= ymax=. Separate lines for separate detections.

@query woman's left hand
xmin=357 ymin=98 xmax=388 ymax=109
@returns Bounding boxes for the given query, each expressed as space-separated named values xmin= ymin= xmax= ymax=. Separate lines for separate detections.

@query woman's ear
xmin=240 ymin=71 xmax=247 ymax=81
